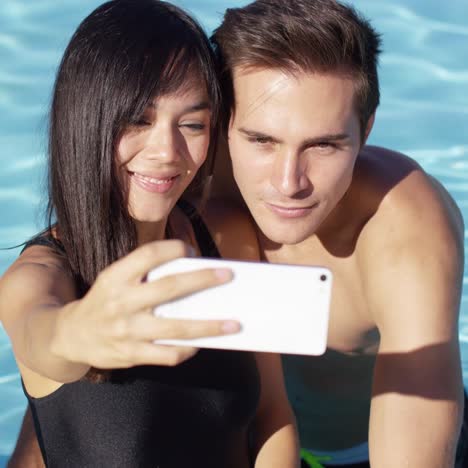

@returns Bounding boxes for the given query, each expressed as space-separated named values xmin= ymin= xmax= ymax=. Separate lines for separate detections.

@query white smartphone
xmin=147 ymin=257 xmax=332 ymax=355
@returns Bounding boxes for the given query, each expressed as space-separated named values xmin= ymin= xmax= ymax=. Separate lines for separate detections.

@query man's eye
xmin=314 ymin=142 xmax=338 ymax=151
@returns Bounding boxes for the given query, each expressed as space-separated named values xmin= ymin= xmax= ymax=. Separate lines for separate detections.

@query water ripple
xmin=403 ymin=145 xmax=468 ymax=161
xmin=379 ymin=100 xmax=468 ymax=115
xmin=0 ymin=33 xmax=18 ymax=50
xmin=0 ymin=187 xmax=40 ymax=204
xmin=0 ymin=341 xmax=12 ymax=350
xmin=0 ymin=374 xmax=19 ymax=385
xmin=0 ymin=71 xmax=49 ymax=86
xmin=2 ymin=156 xmax=45 ymax=174
xmin=382 ymin=55 xmax=468 ymax=83
xmin=388 ymin=4 xmax=468 ymax=36
xmin=0 ymin=225 xmax=38 ymax=246
xmin=358 ymin=2 xmax=468 ymax=36
xmin=0 ymin=406 xmax=24 ymax=425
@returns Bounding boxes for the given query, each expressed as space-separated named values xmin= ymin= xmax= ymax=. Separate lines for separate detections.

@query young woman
xmin=0 ymin=1 xmax=298 ymax=467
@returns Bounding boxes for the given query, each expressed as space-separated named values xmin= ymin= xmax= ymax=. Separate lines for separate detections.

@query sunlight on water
xmin=0 ymin=0 xmax=467 ymax=462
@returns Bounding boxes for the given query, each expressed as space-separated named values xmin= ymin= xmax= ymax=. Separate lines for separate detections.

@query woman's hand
xmin=51 ymin=239 xmax=238 ymax=370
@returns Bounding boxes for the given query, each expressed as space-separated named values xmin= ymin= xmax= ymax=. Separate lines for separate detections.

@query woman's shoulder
xmin=0 ymin=236 xmax=76 ymax=322
xmin=13 ymin=231 xmax=70 ymax=277
xmin=191 ymin=197 xmax=260 ymax=261
xmin=20 ymin=230 xmax=65 ymax=255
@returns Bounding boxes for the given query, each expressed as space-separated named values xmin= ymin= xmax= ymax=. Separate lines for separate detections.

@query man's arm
xmin=251 ymin=353 xmax=300 ymax=467
xmin=363 ymin=170 xmax=465 ymax=467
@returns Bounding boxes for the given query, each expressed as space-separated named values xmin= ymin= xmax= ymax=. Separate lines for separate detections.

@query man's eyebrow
xmin=302 ymin=133 xmax=351 ymax=144
xmin=238 ymin=128 xmax=283 ymax=143
xmin=238 ymin=128 xmax=351 ymax=146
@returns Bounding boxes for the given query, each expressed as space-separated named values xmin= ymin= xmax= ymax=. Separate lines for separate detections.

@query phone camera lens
xmin=320 ymin=274 xmax=327 ymax=282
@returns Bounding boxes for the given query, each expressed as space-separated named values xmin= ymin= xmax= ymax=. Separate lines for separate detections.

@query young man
xmin=211 ymin=0 xmax=466 ymax=467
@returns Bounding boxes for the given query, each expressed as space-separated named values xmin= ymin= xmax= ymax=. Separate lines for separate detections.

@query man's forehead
xmin=232 ymin=66 xmax=356 ymax=96
xmin=232 ymin=66 xmax=292 ymax=115
xmin=231 ymin=66 xmax=357 ymax=114
xmin=229 ymin=66 xmax=361 ymax=139
xmin=232 ymin=65 xmax=292 ymax=89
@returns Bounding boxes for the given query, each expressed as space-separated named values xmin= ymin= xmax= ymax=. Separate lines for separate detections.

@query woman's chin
xmin=128 ymin=201 xmax=176 ymax=225
xmin=130 ymin=213 xmax=166 ymax=224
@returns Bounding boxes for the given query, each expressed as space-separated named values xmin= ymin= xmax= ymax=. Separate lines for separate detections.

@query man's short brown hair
xmin=212 ymin=0 xmax=382 ymax=140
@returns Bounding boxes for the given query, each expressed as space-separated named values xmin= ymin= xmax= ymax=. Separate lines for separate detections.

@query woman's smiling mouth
xmin=130 ymin=171 xmax=181 ymax=193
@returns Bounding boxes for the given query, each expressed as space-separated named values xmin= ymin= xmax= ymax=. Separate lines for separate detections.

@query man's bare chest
xmin=327 ymin=268 xmax=379 ymax=354
xmin=265 ymin=248 xmax=379 ymax=354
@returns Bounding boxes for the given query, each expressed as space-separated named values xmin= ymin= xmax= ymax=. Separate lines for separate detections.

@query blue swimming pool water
xmin=0 ymin=0 xmax=467 ymax=461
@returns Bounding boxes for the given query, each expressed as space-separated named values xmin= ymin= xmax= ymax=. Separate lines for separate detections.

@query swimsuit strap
xmin=20 ymin=201 xmax=220 ymax=260
xmin=177 ymin=199 xmax=221 ymax=259
xmin=20 ymin=231 xmax=65 ymax=255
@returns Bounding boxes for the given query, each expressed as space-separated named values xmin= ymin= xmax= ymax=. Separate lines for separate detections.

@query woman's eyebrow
xmin=147 ymin=101 xmax=211 ymax=113
xmin=182 ymin=101 xmax=211 ymax=113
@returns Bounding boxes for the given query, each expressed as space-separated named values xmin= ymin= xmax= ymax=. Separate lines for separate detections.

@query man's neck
xmin=258 ymin=229 xmax=323 ymax=264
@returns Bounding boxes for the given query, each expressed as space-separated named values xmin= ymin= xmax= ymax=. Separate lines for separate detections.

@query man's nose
xmin=270 ymin=149 xmax=309 ymax=197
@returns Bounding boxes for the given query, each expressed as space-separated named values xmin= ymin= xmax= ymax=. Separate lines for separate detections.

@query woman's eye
xmin=180 ymin=123 xmax=206 ymax=131
xmin=132 ymin=119 xmax=151 ymax=127
xmin=248 ymin=137 xmax=272 ymax=145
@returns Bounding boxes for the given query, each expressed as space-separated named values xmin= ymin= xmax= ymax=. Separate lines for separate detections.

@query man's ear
xmin=363 ymin=113 xmax=375 ymax=144
xmin=227 ymin=111 xmax=235 ymax=137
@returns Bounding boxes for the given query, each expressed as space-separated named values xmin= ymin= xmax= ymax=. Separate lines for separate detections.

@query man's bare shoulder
xmin=350 ymin=147 xmax=464 ymax=358
xmin=351 ymin=146 xmax=464 ymax=331
xmin=355 ymin=145 xmax=464 ymax=256
xmin=199 ymin=197 xmax=260 ymax=261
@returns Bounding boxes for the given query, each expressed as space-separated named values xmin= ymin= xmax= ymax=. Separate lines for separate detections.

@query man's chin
xmin=257 ymin=223 xmax=315 ymax=246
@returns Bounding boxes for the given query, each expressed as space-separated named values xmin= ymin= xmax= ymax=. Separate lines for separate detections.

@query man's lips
xmin=264 ymin=201 xmax=318 ymax=219
xmin=130 ymin=171 xmax=180 ymax=194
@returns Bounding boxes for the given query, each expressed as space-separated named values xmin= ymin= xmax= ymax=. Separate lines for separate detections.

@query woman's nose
xmin=144 ymin=124 xmax=181 ymax=163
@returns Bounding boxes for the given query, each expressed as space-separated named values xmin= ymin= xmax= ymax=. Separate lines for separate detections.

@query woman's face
xmin=116 ymin=83 xmax=211 ymax=224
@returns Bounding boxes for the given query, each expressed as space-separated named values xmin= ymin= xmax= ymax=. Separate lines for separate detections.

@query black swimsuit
xmin=22 ymin=202 xmax=260 ymax=468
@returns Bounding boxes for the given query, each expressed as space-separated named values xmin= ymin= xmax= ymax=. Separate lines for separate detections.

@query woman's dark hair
xmin=48 ymin=0 xmax=221 ymax=296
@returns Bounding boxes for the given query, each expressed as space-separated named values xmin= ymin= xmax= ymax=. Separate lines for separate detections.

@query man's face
xmin=228 ymin=68 xmax=363 ymax=245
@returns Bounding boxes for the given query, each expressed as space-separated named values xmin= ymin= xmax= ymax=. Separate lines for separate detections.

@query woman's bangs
xmin=157 ymin=46 xmax=207 ymax=98
xmin=122 ymin=44 xmax=213 ymax=128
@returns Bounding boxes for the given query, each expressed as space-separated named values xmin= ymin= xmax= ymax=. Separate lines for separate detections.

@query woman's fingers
xmin=123 ymin=267 xmax=233 ymax=312
xmin=126 ymin=312 xmax=241 ymax=342
xmin=129 ymin=343 xmax=200 ymax=367
xmin=77 ymin=240 xmax=239 ymax=369
xmin=91 ymin=310 xmax=240 ymax=369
